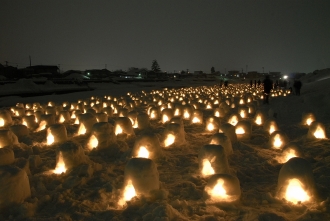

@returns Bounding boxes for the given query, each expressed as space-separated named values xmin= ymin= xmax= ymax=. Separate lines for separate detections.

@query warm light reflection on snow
xmin=285 ymin=178 xmax=310 ymax=204
xmin=239 ymin=110 xmax=245 ymax=118
xmin=202 ymin=159 xmax=215 ymax=176
xmin=164 ymin=134 xmax=175 ymax=147
xmin=88 ymin=135 xmax=98 ymax=150
xmin=276 ymin=149 xmax=298 ymax=163
xmin=228 ymin=116 xmax=238 ymax=126
xmin=118 ymin=180 xmax=136 ymax=207
xmin=314 ymin=126 xmax=326 ymax=139
xmin=53 ymin=152 xmax=67 ymax=174
xmin=137 ymin=146 xmax=149 ymax=158
xmin=214 ymin=111 xmax=220 ymax=117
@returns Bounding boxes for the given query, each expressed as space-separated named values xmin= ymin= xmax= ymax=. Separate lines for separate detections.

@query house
xmin=84 ymin=69 xmax=112 ymax=79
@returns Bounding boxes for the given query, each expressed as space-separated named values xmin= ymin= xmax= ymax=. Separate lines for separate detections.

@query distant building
xmin=227 ymin=70 xmax=240 ymax=78
xmin=84 ymin=69 xmax=112 ymax=79
xmin=269 ymin=72 xmax=281 ymax=79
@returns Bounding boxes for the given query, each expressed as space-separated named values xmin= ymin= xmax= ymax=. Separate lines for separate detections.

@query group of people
xmin=262 ymin=76 xmax=302 ymax=104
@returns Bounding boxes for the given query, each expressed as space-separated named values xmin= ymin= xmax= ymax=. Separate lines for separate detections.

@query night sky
xmin=1 ymin=0 xmax=329 ymax=74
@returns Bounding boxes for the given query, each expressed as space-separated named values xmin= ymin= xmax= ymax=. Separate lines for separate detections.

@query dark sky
xmin=1 ymin=0 xmax=329 ymax=74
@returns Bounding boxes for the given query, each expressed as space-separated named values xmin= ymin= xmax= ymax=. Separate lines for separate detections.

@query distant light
xmin=87 ymin=72 xmax=90 ymax=76
xmin=283 ymin=75 xmax=288 ymax=79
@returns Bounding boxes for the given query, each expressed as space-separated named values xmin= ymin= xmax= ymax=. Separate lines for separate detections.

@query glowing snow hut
xmin=0 ymin=130 xmax=19 ymax=148
xmin=132 ymin=133 xmax=162 ymax=159
xmin=47 ymin=124 xmax=68 ymax=145
xmin=209 ymin=133 xmax=233 ymax=155
xmin=307 ymin=121 xmax=327 ymax=139
xmin=0 ymin=165 xmax=31 ymax=211
xmin=87 ymin=122 xmax=116 ymax=150
xmin=269 ymin=131 xmax=289 ymax=150
xmin=123 ymin=158 xmax=159 ymax=197
xmin=218 ymin=123 xmax=237 ymax=144
xmin=198 ymin=144 xmax=230 ymax=177
xmin=276 ymin=157 xmax=317 ymax=204
xmin=204 ymin=174 xmax=241 ymax=203
xmin=235 ymin=120 xmax=252 ymax=140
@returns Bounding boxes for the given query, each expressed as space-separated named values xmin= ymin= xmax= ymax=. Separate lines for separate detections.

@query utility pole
xmin=29 ymin=56 xmax=31 ymax=67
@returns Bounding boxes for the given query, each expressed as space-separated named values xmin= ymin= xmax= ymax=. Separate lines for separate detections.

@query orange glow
xmin=53 ymin=152 xmax=67 ymax=174
xmin=205 ymin=179 xmax=229 ymax=201
xmin=202 ymin=159 xmax=215 ymax=176
xmin=214 ymin=111 xmax=220 ymax=117
xmin=273 ymin=134 xmax=282 ymax=149
xmin=255 ymin=116 xmax=262 ymax=125
xmin=269 ymin=125 xmax=276 ymax=134
xmin=235 ymin=127 xmax=245 ymax=134
xmin=162 ymin=115 xmax=169 ymax=123
xmin=164 ymin=134 xmax=175 ymax=147
xmin=36 ymin=121 xmax=47 ymax=132
xmin=115 ymin=125 xmax=123 ymax=135
xmin=207 ymin=123 xmax=215 ymax=131
xmin=314 ymin=126 xmax=326 ymax=139
xmin=285 ymin=178 xmax=310 ymax=204
xmin=77 ymin=123 xmax=87 ymax=135
xmin=59 ymin=115 xmax=65 ymax=123
xmin=192 ymin=117 xmax=201 ymax=124
xmin=239 ymin=110 xmax=245 ymax=118
xmin=306 ymin=118 xmax=313 ymax=126
xmin=150 ymin=112 xmax=156 ymax=119
xmin=183 ymin=111 xmax=190 ymax=119
xmin=0 ymin=118 xmax=4 ymax=127
xmin=87 ymin=135 xmax=98 ymax=150
xmin=228 ymin=116 xmax=238 ymax=126
xmin=47 ymin=131 xmax=55 ymax=145
xmin=71 ymin=112 xmax=76 ymax=119
xmin=277 ymin=149 xmax=298 ymax=163
xmin=137 ymin=146 xmax=149 ymax=158
xmin=118 ymin=180 xmax=136 ymax=206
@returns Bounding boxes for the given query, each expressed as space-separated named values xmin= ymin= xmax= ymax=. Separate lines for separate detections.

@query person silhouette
xmin=263 ymin=75 xmax=273 ymax=104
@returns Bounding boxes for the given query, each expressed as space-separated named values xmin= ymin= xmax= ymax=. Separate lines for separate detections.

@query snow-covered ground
xmin=0 ymin=70 xmax=330 ymax=221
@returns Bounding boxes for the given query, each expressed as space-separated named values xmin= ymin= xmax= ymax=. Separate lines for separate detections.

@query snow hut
xmin=132 ymin=133 xmax=162 ymax=159
xmin=198 ymin=144 xmax=230 ymax=177
xmin=123 ymin=158 xmax=159 ymax=197
xmin=276 ymin=157 xmax=317 ymax=204
xmin=204 ymin=174 xmax=241 ymax=203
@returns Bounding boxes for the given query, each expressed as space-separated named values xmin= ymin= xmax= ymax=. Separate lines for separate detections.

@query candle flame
xmin=183 ymin=111 xmax=190 ymax=119
xmin=306 ymin=118 xmax=313 ymax=126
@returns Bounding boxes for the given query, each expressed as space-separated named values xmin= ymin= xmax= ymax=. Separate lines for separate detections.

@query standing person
xmin=293 ymin=80 xmax=302 ymax=95
xmin=263 ymin=75 xmax=273 ymax=104
xmin=250 ymin=79 xmax=253 ymax=87
xmin=257 ymin=79 xmax=261 ymax=86
xmin=254 ymin=80 xmax=257 ymax=87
